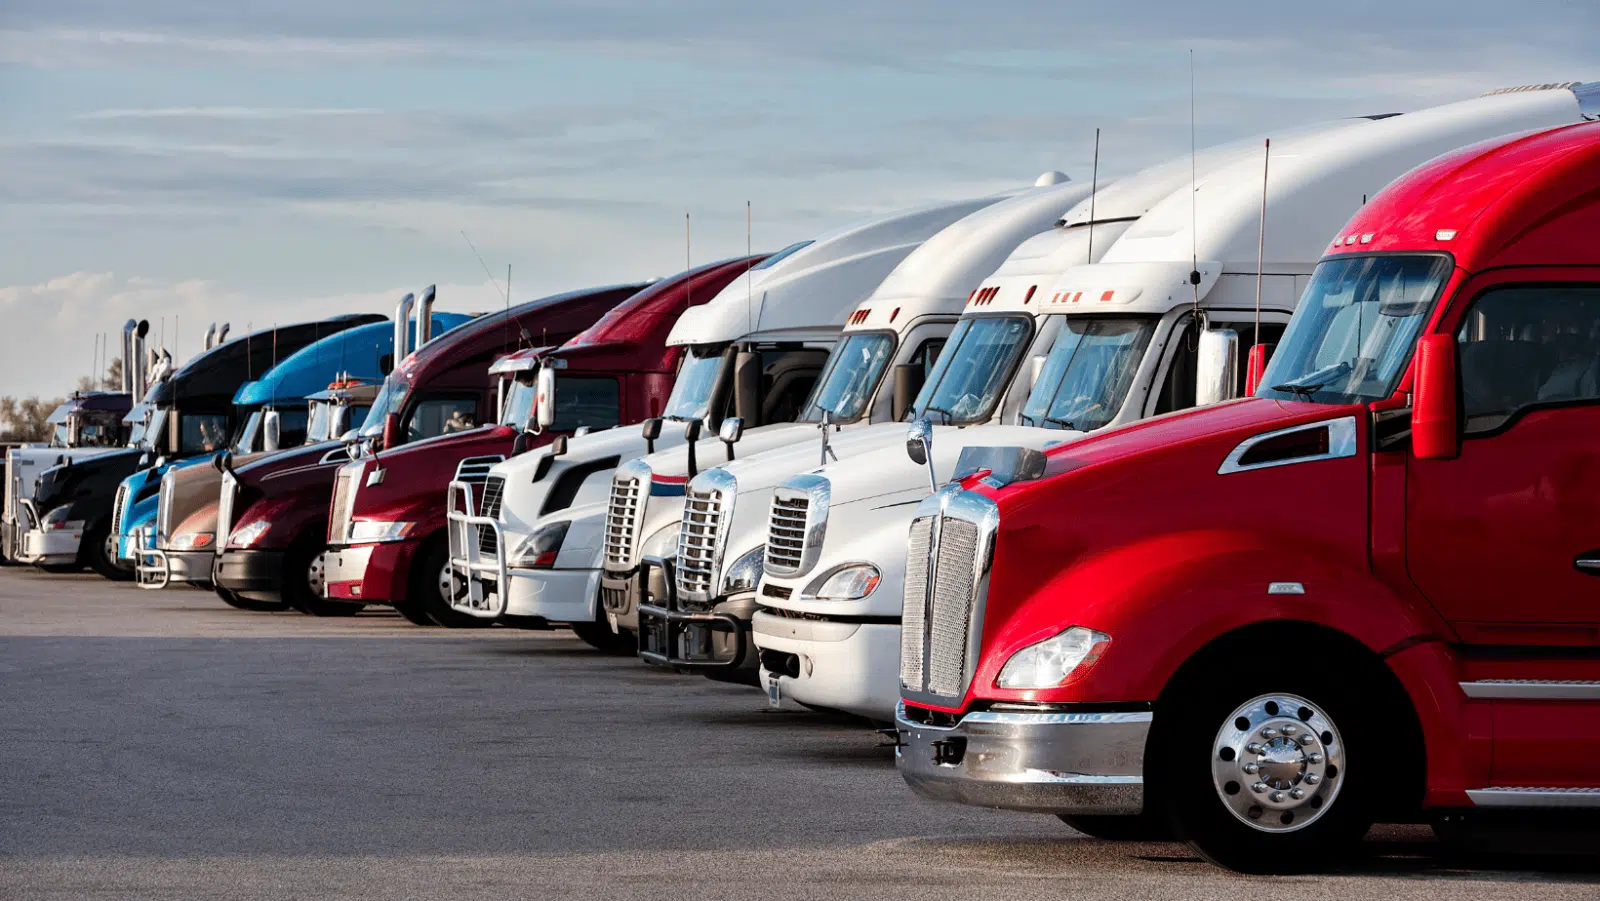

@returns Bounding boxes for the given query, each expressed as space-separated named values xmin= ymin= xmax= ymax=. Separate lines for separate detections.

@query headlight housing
xmin=228 ymin=520 xmax=270 ymax=547
xmin=171 ymin=532 xmax=214 ymax=550
xmin=640 ymin=523 xmax=680 ymax=561
xmin=347 ymin=520 xmax=416 ymax=543
xmin=806 ymin=564 xmax=880 ymax=601
xmin=511 ymin=520 xmax=569 ymax=569
xmin=995 ymin=626 xmax=1111 ymax=690
xmin=722 ymin=544 xmax=765 ymax=594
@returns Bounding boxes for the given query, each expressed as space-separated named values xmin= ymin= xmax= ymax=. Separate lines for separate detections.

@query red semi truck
xmin=216 ymin=283 xmax=645 ymax=614
xmin=895 ymin=117 xmax=1600 ymax=871
xmin=323 ymin=258 xmax=765 ymax=627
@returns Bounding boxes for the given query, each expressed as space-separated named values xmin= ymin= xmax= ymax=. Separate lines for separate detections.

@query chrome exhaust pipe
xmin=217 ymin=322 xmax=230 ymax=345
xmin=413 ymin=285 xmax=436 ymax=352
xmin=120 ymin=319 xmax=137 ymax=394
xmin=203 ymin=322 xmax=217 ymax=351
xmin=133 ymin=320 xmax=150 ymax=403
xmin=393 ymin=292 xmax=415 ymax=363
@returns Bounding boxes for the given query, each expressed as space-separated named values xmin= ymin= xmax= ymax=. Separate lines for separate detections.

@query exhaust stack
xmin=203 ymin=322 xmax=217 ymax=350
xmin=120 ymin=320 xmax=137 ymax=394
xmin=393 ymin=292 xmax=415 ymax=364
xmin=413 ymin=285 xmax=436 ymax=352
xmin=133 ymin=320 xmax=150 ymax=403
xmin=217 ymin=322 xmax=230 ymax=345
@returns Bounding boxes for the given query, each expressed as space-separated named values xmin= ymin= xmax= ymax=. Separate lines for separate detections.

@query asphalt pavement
xmin=2 ymin=566 xmax=1597 ymax=900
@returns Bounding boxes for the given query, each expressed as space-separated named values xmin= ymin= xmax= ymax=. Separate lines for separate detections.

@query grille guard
xmin=444 ymin=479 xmax=507 ymax=618
xmin=132 ymin=526 xmax=171 ymax=590
xmin=636 ymin=554 xmax=747 ymax=669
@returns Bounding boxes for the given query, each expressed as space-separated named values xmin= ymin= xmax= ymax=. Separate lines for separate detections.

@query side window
xmin=1154 ymin=320 xmax=1287 ymax=415
xmin=551 ymin=376 xmax=621 ymax=432
xmin=277 ymin=410 xmax=309 ymax=448
xmin=1456 ymin=284 xmax=1600 ymax=433
xmin=909 ymin=338 xmax=946 ymax=380
xmin=760 ymin=349 xmax=829 ymax=425
xmin=406 ymin=396 xmax=480 ymax=442
xmin=180 ymin=414 xmax=231 ymax=454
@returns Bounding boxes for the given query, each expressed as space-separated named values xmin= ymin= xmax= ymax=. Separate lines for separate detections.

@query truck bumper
xmin=134 ymin=531 xmax=213 ymax=590
xmin=501 ymin=567 xmax=601 ymax=623
xmin=214 ymin=548 xmax=286 ymax=596
xmin=598 ymin=568 xmax=645 ymax=633
xmin=20 ymin=526 xmax=80 ymax=566
xmin=895 ymin=702 xmax=1150 ymax=815
xmin=325 ymin=540 xmax=416 ymax=603
xmin=753 ymin=612 xmax=901 ymax=721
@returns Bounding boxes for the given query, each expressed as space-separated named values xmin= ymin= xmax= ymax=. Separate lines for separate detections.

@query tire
xmin=37 ymin=562 xmax=83 ymax=574
xmin=216 ymin=585 xmax=290 ymax=612
xmin=282 ymin=539 xmax=364 ymax=617
xmin=1160 ymin=667 xmax=1371 ymax=874
xmin=84 ymin=520 xmax=133 ymax=582
xmin=1057 ymin=813 xmax=1171 ymax=842
xmin=409 ymin=537 xmax=493 ymax=628
xmin=570 ymin=620 xmax=637 ymax=655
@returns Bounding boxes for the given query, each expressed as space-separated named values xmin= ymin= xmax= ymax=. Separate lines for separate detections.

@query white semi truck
xmin=750 ymin=86 xmax=1594 ymax=721
xmin=444 ymin=191 xmax=1013 ymax=645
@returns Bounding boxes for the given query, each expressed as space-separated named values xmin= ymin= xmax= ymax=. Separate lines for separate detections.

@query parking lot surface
xmin=2 ymin=567 xmax=1597 ymax=900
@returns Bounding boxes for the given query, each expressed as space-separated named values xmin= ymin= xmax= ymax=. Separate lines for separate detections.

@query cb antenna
xmin=1254 ymin=138 xmax=1271 ymax=349
xmin=1086 ymin=127 xmax=1100 ymax=263
xmin=505 ymin=264 xmax=512 ymax=354
xmin=1187 ymin=49 xmax=1204 ymax=344
xmin=685 ymin=212 xmax=692 ymax=312
xmin=747 ymin=201 xmax=754 ymax=335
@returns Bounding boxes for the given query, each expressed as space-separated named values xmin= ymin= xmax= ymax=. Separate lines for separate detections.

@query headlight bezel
xmin=803 ymin=562 xmax=881 ymax=601
xmin=721 ymin=544 xmax=765 ymax=595
xmin=170 ymin=531 xmax=214 ymax=550
xmin=511 ymin=520 xmax=570 ymax=569
xmin=346 ymin=520 xmax=417 ymax=544
xmin=228 ymin=520 xmax=270 ymax=548
xmin=994 ymin=626 xmax=1111 ymax=690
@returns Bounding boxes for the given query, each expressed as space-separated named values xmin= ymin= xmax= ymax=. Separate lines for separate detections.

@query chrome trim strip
xmin=1468 ymin=787 xmax=1600 ymax=808
xmin=1217 ymin=416 xmax=1358 ymax=475
xmin=764 ymin=474 xmax=829 ymax=577
xmin=911 ymin=708 xmax=1154 ymax=730
xmin=1460 ymin=680 xmax=1600 ymax=700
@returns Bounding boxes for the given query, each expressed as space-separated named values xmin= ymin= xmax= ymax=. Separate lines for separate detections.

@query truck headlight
xmin=228 ymin=520 xmax=269 ymax=547
xmin=347 ymin=520 xmax=416 ymax=543
xmin=640 ymin=524 xmax=680 ymax=561
xmin=808 ymin=564 xmax=880 ymax=601
xmin=511 ymin=521 xmax=569 ymax=569
xmin=995 ymin=626 xmax=1111 ymax=690
xmin=722 ymin=545 xmax=765 ymax=594
xmin=171 ymin=532 xmax=214 ymax=550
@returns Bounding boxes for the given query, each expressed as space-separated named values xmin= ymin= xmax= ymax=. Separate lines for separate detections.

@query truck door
xmin=1406 ymin=273 xmax=1600 ymax=642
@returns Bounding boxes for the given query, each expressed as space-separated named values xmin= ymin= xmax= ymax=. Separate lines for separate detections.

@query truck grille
xmin=900 ymin=489 xmax=997 ymax=702
xmin=675 ymin=470 xmax=735 ymax=602
xmin=603 ymin=462 xmax=649 ymax=570
xmin=156 ymin=468 xmax=176 ymax=544
xmin=763 ymin=475 xmax=828 ymax=577
xmin=454 ymin=455 xmax=503 ymax=487
xmin=476 ymin=474 xmax=506 ymax=555
xmin=111 ymin=481 xmax=131 ymax=535
xmin=329 ymin=464 xmax=359 ymax=543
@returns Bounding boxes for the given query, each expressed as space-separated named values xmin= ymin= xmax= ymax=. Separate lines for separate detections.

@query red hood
xmin=349 ymin=425 xmax=521 ymax=522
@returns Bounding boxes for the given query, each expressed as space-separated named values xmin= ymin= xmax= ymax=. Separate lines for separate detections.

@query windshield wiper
xmin=1270 ymin=382 xmax=1321 ymax=399
xmin=920 ymin=405 xmax=954 ymax=425
xmin=1042 ymin=416 xmax=1077 ymax=430
xmin=1271 ymin=361 xmax=1351 ymax=400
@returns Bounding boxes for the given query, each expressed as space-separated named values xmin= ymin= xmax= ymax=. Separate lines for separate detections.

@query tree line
xmin=0 ymin=360 xmax=122 ymax=443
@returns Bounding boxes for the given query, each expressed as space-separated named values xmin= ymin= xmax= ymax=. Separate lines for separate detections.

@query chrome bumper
xmin=134 ymin=529 xmax=211 ymax=590
xmin=444 ymin=480 xmax=505 ymax=618
xmin=895 ymin=702 xmax=1150 ymax=815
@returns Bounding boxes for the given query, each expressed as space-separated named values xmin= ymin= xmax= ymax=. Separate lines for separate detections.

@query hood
xmin=236 ymin=440 xmax=348 ymax=488
xmin=634 ymin=421 xmax=839 ymax=483
xmin=371 ymin=424 xmax=516 ymax=466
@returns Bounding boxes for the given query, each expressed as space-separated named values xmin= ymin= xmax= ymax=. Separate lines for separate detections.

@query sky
xmin=1 ymin=0 xmax=1596 ymax=397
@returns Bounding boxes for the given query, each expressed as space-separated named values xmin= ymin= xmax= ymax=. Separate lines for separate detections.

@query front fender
xmin=974 ymin=528 xmax=1440 ymax=706
xmin=231 ymin=493 xmax=328 ymax=551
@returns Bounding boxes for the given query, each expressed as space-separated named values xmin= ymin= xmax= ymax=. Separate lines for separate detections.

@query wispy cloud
xmin=77 ymin=107 xmax=384 ymax=120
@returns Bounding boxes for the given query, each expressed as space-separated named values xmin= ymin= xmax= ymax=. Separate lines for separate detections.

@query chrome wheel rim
xmin=1211 ymin=693 xmax=1344 ymax=833
xmin=104 ymin=531 xmax=118 ymax=563
xmin=306 ymin=551 xmax=326 ymax=597
xmin=437 ymin=562 xmax=453 ymax=604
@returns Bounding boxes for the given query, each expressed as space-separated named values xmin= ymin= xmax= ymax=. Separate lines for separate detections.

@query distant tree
xmin=0 ymin=396 xmax=64 ymax=443
xmin=103 ymin=357 xmax=123 ymax=391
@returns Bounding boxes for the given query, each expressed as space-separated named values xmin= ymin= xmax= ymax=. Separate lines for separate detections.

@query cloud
xmin=76 ymin=107 xmax=384 ymax=120
xmin=0 ymin=28 xmax=449 ymax=68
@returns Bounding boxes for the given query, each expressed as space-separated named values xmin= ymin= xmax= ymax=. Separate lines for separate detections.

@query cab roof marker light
xmin=1100 ymin=290 xmax=1115 ymax=302
xmin=1022 ymin=285 xmax=1037 ymax=305
xmin=1436 ymin=229 xmax=1458 ymax=241
xmin=889 ymin=307 xmax=900 ymax=322
xmin=1360 ymin=234 xmax=1374 ymax=244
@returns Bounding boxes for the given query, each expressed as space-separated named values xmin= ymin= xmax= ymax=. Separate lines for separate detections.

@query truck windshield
xmin=359 ymin=375 xmax=410 ymax=438
xmin=1021 ymin=316 xmax=1157 ymax=432
xmin=800 ymin=333 xmax=895 ymax=423
xmin=233 ymin=410 xmax=262 ymax=453
xmin=910 ymin=316 xmax=1032 ymax=425
xmin=501 ymin=376 xmax=536 ymax=428
xmin=1259 ymin=254 xmax=1452 ymax=405
xmin=663 ymin=345 xmax=727 ymax=421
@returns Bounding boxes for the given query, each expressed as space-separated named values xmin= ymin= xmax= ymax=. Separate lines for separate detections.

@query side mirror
xmin=549 ymin=435 xmax=569 ymax=457
xmin=1412 ymin=333 xmax=1460 ymax=461
xmin=683 ymin=418 xmax=701 ymax=478
xmin=892 ymin=363 xmax=926 ymax=422
xmin=1245 ymin=343 xmax=1275 ymax=396
xmin=381 ymin=412 xmax=400 ymax=452
xmin=640 ymin=416 xmax=663 ymax=454
xmin=154 ymin=455 xmax=167 ymax=469
xmin=338 ymin=429 xmax=359 ymax=443
xmin=262 ymin=410 xmax=281 ymax=452
xmin=573 ymin=426 xmax=591 ymax=438
xmin=211 ymin=453 xmax=226 ymax=473
xmin=511 ymin=430 xmax=533 ymax=457
xmin=718 ymin=416 xmax=744 ymax=461
xmin=1196 ymin=328 xmax=1240 ymax=405
xmin=535 ymin=367 xmax=557 ymax=430
xmin=905 ymin=419 xmax=937 ymax=493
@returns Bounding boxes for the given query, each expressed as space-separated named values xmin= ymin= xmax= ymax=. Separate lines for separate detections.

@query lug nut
xmin=1251 ymin=782 xmax=1268 ymax=794
xmin=1261 ymin=727 xmax=1279 ymax=739
xmin=1301 ymin=734 xmax=1317 ymax=746
xmin=1270 ymin=791 xmax=1285 ymax=803
xmin=1307 ymin=753 xmax=1324 ymax=765
xmin=1290 ymin=788 xmax=1305 ymax=800
xmin=1281 ymin=724 xmax=1298 ymax=735
xmin=1242 ymin=762 xmax=1259 ymax=775
xmin=1246 ymin=743 xmax=1264 ymax=755
xmin=1304 ymin=773 xmax=1320 ymax=785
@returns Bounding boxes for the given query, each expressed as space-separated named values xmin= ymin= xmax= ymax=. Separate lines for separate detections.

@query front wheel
xmin=409 ymin=538 xmax=493 ymax=629
xmin=283 ymin=541 xmax=364 ymax=617
xmin=216 ymin=585 xmax=290 ymax=612
xmin=1056 ymin=813 xmax=1171 ymax=842
xmin=84 ymin=521 xmax=133 ymax=582
xmin=570 ymin=619 xmax=636 ymax=655
xmin=1162 ymin=680 xmax=1369 ymax=873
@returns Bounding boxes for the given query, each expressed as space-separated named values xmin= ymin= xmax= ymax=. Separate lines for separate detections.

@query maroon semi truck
xmin=214 ymin=282 xmax=646 ymax=614
xmin=322 ymin=257 xmax=766 ymax=627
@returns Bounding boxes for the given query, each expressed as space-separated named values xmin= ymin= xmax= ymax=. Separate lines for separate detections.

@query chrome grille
xmin=476 ymin=475 xmax=506 ymax=555
xmin=156 ymin=468 xmax=176 ymax=544
xmin=764 ymin=496 xmax=808 ymax=573
xmin=454 ymin=455 xmax=503 ymax=487
xmin=110 ymin=481 xmax=130 ymax=535
xmin=900 ymin=488 xmax=996 ymax=702
xmin=676 ymin=488 xmax=723 ymax=599
xmin=329 ymin=464 xmax=358 ymax=543
xmin=899 ymin=517 xmax=933 ymax=689
xmin=603 ymin=464 xmax=648 ymax=570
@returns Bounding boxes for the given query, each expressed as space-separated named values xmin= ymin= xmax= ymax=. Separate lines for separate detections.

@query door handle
xmin=1576 ymin=552 xmax=1600 ymax=576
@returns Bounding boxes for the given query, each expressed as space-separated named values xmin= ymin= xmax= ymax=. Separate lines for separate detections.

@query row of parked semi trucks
xmin=4 ymin=83 xmax=1597 ymax=872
